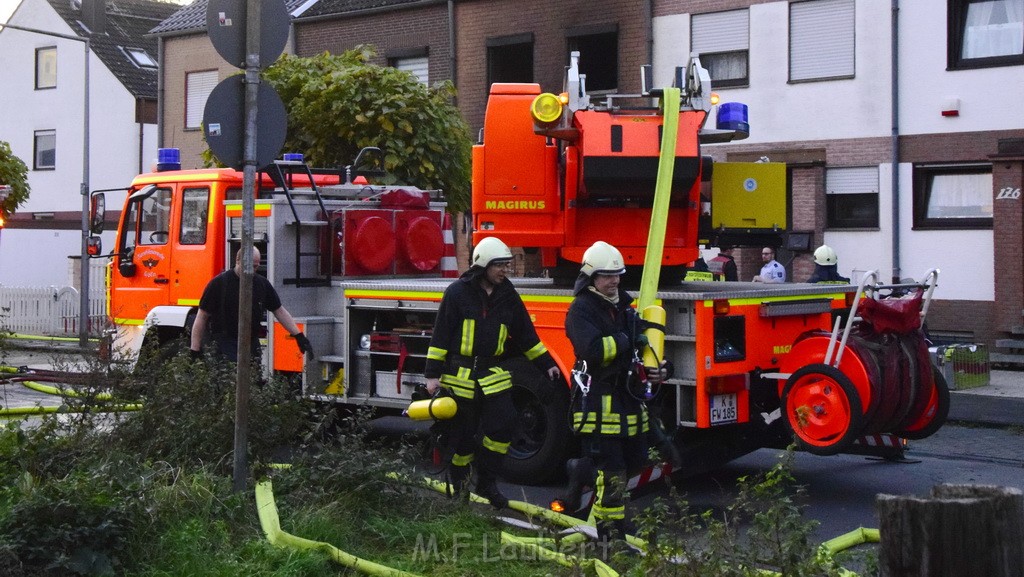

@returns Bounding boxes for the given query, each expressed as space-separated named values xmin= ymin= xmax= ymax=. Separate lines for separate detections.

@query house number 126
xmin=996 ymin=187 xmax=1022 ymax=200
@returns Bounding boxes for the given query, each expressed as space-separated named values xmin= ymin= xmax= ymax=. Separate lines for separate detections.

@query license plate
xmin=709 ymin=393 xmax=737 ymax=424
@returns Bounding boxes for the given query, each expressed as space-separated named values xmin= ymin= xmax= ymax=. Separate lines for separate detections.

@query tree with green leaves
xmin=262 ymin=48 xmax=473 ymax=213
xmin=0 ymin=140 xmax=30 ymax=222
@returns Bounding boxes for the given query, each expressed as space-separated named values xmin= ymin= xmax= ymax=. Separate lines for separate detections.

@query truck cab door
xmin=110 ymin=185 xmax=174 ymax=323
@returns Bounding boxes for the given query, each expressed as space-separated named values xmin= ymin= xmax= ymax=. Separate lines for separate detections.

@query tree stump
xmin=877 ymin=484 xmax=1024 ymax=577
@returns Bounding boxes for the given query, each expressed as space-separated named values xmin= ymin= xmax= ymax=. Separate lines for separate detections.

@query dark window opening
xmin=567 ymin=31 xmax=618 ymax=91
xmin=487 ymin=37 xmax=533 ymax=85
xmin=827 ymin=193 xmax=879 ymax=229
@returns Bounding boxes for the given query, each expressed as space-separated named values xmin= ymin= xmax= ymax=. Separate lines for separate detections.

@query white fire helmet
xmin=813 ymin=244 xmax=838 ymax=266
xmin=580 ymin=241 xmax=626 ymax=276
xmin=472 ymin=237 xmax=513 ymax=268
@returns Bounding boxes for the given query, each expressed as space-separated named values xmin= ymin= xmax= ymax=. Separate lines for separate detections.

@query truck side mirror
xmin=90 ymin=192 xmax=105 ymax=234
xmin=87 ymin=236 xmax=102 ymax=256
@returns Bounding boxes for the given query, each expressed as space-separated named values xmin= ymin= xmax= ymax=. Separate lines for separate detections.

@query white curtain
xmin=962 ymin=0 xmax=1024 ymax=59
xmin=927 ymin=173 xmax=993 ymax=218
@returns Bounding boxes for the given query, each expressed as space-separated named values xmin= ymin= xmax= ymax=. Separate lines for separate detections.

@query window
xmin=949 ymin=0 xmax=1024 ymax=69
xmin=826 ymin=167 xmax=879 ymax=229
xmin=179 ymin=187 xmax=210 ymax=245
xmin=692 ymin=10 xmax=749 ymax=88
xmin=139 ymin=187 xmax=172 ymax=245
xmin=487 ymin=34 xmax=534 ymax=86
xmin=125 ymin=48 xmax=157 ymax=69
xmin=36 ymin=47 xmax=57 ymax=89
xmin=790 ymin=0 xmax=855 ymax=82
xmin=913 ymin=164 xmax=993 ymax=229
xmin=33 ymin=130 xmax=56 ymax=170
xmin=567 ymin=25 xmax=618 ymax=92
xmin=391 ymin=56 xmax=428 ymax=83
xmin=185 ymin=70 xmax=218 ymax=130
xmin=388 ymin=48 xmax=429 ymax=84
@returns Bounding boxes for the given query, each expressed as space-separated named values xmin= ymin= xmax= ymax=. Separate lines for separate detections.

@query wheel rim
xmin=786 ymin=372 xmax=855 ymax=447
xmin=507 ymin=387 xmax=546 ymax=460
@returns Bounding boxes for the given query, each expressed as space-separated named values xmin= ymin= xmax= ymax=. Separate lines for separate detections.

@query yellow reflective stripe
xmin=480 ymin=367 xmax=512 ymax=395
xmin=427 ymin=346 xmax=447 ymax=362
xmin=524 ymin=340 xmax=548 ymax=361
xmin=601 ymin=335 xmax=617 ymax=366
xmin=177 ymin=298 xmax=200 ymax=306
xmin=572 ymin=413 xmax=596 ymax=433
xmin=452 ymin=453 xmax=474 ymax=466
xmin=343 ymin=289 xmax=444 ymax=301
xmin=481 ymin=435 xmax=510 ymax=455
xmin=701 ymin=293 xmax=847 ymax=307
xmin=114 ymin=318 xmax=145 ymax=326
xmin=496 ymin=324 xmax=508 ymax=356
xmin=521 ymin=294 xmax=576 ymax=304
xmin=460 ymin=319 xmax=475 ymax=356
xmin=592 ymin=504 xmax=626 ymax=520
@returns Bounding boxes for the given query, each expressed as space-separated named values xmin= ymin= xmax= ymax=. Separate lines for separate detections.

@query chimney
xmin=80 ymin=0 xmax=106 ymax=35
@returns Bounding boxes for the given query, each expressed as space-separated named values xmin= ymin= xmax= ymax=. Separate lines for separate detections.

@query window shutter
xmin=186 ymin=71 xmax=218 ymax=129
xmin=827 ymin=166 xmax=878 ymax=194
xmin=395 ymin=56 xmax=429 ymax=84
xmin=790 ymin=0 xmax=855 ymax=81
xmin=692 ymin=9 xmax=749 ymax=54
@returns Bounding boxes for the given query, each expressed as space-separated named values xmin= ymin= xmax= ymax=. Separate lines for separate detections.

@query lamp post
xmin=0 ymin=23 xmax=91 ymax=347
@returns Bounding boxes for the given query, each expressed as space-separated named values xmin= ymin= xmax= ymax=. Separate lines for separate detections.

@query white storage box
xmin=375 ymin=370 xmax=427 ymax=400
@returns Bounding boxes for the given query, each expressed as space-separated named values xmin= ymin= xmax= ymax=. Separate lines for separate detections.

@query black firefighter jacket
xmin=425 ymin=268 xmax=555 ymax=399
xmin=565 ymin=278 xmax=650 ymax=438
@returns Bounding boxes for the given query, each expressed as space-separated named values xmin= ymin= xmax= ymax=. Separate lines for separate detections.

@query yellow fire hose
xmin=1 ymin=364 xmax=130 ymax=417
xmin=255 ymin=478 xmax=424 ymax=577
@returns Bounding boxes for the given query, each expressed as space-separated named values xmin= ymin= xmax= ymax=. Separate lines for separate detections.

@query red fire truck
xmin=91 ymin=54 xmax=947 ymax=484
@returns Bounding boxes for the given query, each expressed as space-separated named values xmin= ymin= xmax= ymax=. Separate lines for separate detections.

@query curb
xmin=948 ymin=391 xmax=1024 ymax=428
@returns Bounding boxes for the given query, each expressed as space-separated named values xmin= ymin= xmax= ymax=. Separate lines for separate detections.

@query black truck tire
xmin=499 ymin=356 xmax=573 ymax=485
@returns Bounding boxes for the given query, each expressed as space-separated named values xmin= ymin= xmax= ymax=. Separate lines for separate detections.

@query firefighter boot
xmin=474 ymin=472 xmax=509 ymax=510
xmin=560 ymin=457 xmax=596 ymax=514
xmin=596 ymin=519 xmax=640 ymax=558
xmin=447 ymin=464 xmax=471 ymax=499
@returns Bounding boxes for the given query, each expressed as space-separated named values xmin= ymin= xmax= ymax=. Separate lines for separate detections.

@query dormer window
xmin=126 ymin=48 xmax=156 ymax=68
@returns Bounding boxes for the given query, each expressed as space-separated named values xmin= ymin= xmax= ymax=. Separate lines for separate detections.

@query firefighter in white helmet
xmin=424 ymin=236 xmax=560 ymax=508
xmin=807 ymin=244 xmax=850 ymax=284
xmin=564 ymin=241 xmax=669 ymax=546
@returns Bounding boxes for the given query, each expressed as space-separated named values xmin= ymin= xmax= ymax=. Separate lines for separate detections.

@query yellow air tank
xmin=641 ymin=305 xmax=666 ymax=370
xmin=405 ymin=396 xmax=458 ymax=421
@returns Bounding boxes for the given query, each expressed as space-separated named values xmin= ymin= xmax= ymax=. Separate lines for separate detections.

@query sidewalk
xmin=947 ymin=369 xmax=1024 ymax=428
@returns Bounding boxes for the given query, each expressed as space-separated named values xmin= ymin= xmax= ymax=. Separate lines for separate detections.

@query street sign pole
xmin=232 ymin=0 xmax=261 ymax=495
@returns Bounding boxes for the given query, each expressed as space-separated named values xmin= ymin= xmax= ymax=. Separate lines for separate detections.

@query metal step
xmin=995 ymin=339 xmax=1024 ymax=350
xmin=990 ymin=352 xmax=1024 ymax=367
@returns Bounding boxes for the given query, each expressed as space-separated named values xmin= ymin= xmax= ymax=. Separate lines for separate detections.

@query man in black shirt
xmin=189 ymin=247 xmax=311 ymax=362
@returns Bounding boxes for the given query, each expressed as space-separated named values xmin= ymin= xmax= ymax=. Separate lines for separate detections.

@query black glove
xmin=189 ymin=349 xmax=202 ymax=361
xmin=635 ymin=333 xmax=650 ymax=349
xmin=293 ymin=332 xmax=313 ymax=355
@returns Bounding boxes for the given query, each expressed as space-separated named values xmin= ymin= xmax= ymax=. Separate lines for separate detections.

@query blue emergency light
xmin=717 ymin=103 xmax=749 ymax=139
xmin=156 ymin=148 xmax=181 ymax=172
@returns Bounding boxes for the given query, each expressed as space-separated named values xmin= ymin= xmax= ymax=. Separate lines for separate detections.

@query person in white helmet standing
xmin=564 ymin=241 xmax=669 ymax=548
xmin=807 ymin=244 xmax=851 ymax=284
xmin=424 ymin=236 xmax=560 ymax=509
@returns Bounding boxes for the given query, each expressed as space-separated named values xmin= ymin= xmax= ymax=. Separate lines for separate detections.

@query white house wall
xmin=655 ymin=1 xmax=893 ymax=144
xmin=0 ymin=0 xmax=154 ymax=287
xmin=898 ymin=1 xmax=1024 ymax=135
xmin=654 ymin=0 xmax=1003 ymax=305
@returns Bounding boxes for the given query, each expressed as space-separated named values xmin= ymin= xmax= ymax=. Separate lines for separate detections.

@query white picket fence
xmin=0 ymin=260 xmax=107 ymax=337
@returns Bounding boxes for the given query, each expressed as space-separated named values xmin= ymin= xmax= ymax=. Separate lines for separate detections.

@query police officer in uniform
xmin=753 ymin=246 xmax=786 ymax=283
xmin=425 ymin=237 xmax=560 ymax=508
xmin=564 ymin=241 xmax=668 ymax=544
